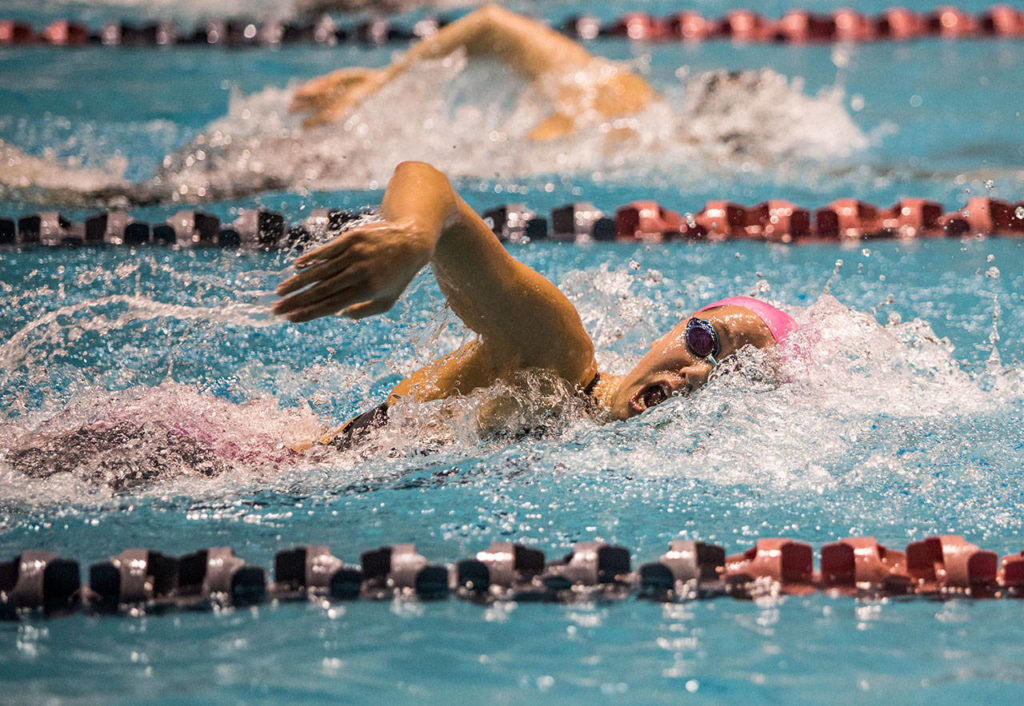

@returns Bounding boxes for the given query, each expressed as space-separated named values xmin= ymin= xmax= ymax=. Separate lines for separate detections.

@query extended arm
xmin=273 ymin=161 xmax=596 ymax=401
xmin=290 ymin=5 xmax=656 ymax=137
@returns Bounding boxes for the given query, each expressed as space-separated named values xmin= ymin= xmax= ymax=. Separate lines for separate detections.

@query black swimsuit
xmin=328 ymin=373 xmax=601 ymax=450
xmin=327 ymin=401 xmax=391 ymax=450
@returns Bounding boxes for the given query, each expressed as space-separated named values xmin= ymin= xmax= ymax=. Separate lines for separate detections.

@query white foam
xmin=0 ymin=138 xmax=128 ymax=202
xmin=150 ymin=54 xmax=870 ymax=201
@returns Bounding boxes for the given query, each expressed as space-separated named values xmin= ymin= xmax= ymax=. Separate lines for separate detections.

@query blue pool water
xmin=3 ymin=0 xmax=1024 ymax=702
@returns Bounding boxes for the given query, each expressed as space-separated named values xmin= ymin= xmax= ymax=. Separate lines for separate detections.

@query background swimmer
xmin=290 ymin=4 xmax=657 ymax=139
xmin=274 ymin=160 xmax=791 ymax=447
xmin=0 ymin=5 xmax=873 ymax=204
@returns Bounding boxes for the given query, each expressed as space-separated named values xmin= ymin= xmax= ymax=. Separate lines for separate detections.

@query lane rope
xmin=3 ymin=534 xmax=1022 ymax=619
xmin=2 ymin=5 xmax=1023 ymax=49
xmin=2 ymin=196 xmax=1023 ymax=250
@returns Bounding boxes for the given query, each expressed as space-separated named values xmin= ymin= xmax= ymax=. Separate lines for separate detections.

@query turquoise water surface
xmin=2 ymin=0 xmax=1024 ymax=703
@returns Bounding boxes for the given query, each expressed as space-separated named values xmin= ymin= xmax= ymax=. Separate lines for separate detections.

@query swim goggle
xmin=685 ymin=317 xmax=721 ymax=366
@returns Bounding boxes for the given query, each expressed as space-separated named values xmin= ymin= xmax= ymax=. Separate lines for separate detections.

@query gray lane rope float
xmin=2 ymin=535 xmax=1022 ymax=620
xmin=2 ymin=196 xmax=1023 ymax=249
xmin=2 ymin=5 xmax=1023 ymax=49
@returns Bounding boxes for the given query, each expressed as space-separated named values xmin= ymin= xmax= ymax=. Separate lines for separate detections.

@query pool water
xmin=2 ymin=0 xmax=1024 ymax=702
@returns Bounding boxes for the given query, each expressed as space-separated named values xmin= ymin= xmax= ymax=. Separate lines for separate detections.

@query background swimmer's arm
xmin=386 ymin=4 xmax=593 ymax=80
xmin=291 ymin=5 xmax=654 ymax=135
xmin=292 ymin=5 xmax=590 ymax=126
xmin=274 ymin=161 xmax=596 ymax=396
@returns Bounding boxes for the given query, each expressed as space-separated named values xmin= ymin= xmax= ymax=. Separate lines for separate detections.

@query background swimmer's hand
xmin=290 ymin=67 xmax=388 ymax=127
xmin=272 ymin=218 xmax=434 ymax=322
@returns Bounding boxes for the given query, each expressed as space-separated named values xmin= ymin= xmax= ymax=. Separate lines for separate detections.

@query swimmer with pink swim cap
xmin=273 ymin=162 xmax=797 ymax=448
xmin=598 ymin=295 xmax=798 ymax=420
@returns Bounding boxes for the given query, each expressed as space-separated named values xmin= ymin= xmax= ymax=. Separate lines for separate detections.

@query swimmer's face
xmin=606 ymin=306 xmax=775 ymax=420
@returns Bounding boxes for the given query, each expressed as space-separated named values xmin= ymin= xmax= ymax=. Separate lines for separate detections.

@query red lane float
xmin=982 ymin=4 xmax=1024 ymax=36
xmin=720 ymin=10 xmax=776 ymax=42
xmin=608 ymin=13 xmax=669 ymax=41
xmin=42 ymin=20 xmax=88 ymax=46
xmin=820 ymin=537 xmax=913 ymax=595
xmin=906 ymin=535 xmax=999 ymax=596
xmin=833 ymin=8 xmax=878 ymax=42
xmin=693 ymin=200 xmax=748 ymax=240
xmin=667 ymin=11 xmax=716 ymax=41
xmin=877 ymin=8 xmax=928 ymax=40
xmin=929 ymin=5 xmax=979 ymax=37
xmin=884 ymin=198 xmax=945 ymax=237
xmin=776 ymin=10 xmax=837 ymax=43
xmin=615 ymin=200 xmax=681 ymax=241
xmin=724 ymin=538 xmax=816 ymax=597
xmin=0 ymin=20 xmax=34 ymax=44
xmin=999 ymin=551 xmax=1024 ymax=595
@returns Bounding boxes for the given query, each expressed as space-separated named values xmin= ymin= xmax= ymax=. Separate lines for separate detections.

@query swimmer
xmin=289 ymin=4 xmax=658 ymax=140
xmin=273 ymin=161 xmax=797 ymax=449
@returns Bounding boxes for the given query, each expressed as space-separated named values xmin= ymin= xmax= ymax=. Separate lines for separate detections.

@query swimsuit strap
xmin=578 ymin=372 xmax=602 ymax=414
xmin=696 ymin=296 xmax=798 ymax=344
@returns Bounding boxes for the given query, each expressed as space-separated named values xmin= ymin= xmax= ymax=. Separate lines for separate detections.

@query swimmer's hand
xmin=273 ymin=218 xmax=433 ymax=322
xmin=290 ymin=67 xmax=388 ymax=127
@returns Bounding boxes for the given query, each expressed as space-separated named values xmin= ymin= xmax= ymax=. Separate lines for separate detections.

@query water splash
xmin=0 ymin=137 xmax=129 ymax=204
xmin=154 ymin=56 xmax=870 ymax=202
xmin=1 ymin=54 xmax=871 ymax=204
xmin=2 ymin=267 xmax=1021 ymax=510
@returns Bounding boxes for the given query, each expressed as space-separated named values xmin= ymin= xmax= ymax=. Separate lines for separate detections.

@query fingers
xmin=342 ymin=299 xmax=394 ymax=320
xmin=278 ymin=287 xmax=366 ymax=323
xmin=274 ymin=265 xmax=369 ymax=316
xmin=290 ymin=68 xmax=371 ymax=110
xmin=276 ymin=255 xmax=350 ymax=296
xmin=303 ymin=102 xmax=348 ymax=128
xmin=293 ymin=220 xmax=396 ymax=269
xmin=281 ymin=292 xmax=394 ymax=324
xmin=292 ymin=229 xmax=362 ymax=269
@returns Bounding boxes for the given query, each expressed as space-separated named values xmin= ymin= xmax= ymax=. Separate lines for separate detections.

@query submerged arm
xmin=274 ymin=161 xmax=596 ymax=400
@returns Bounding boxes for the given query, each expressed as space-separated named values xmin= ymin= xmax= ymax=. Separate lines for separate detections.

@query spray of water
xmin=1 ymin=245 xmax=1021 ymax=520
xmin=1 ymin=53 xmax=870 ymax=205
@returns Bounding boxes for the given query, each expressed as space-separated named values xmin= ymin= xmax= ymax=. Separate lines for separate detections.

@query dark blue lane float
xmin=2 ymin=196 xmax=1023 ymax=252
xmin=3 ymin=535 xmax=1024 ymax=620
xmin=2 ymin=6 xmax=1023 ymax=49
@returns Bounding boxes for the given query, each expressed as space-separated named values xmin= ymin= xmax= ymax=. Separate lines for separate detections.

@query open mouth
xmin=629 ymin=382 xmax=671 ymax=414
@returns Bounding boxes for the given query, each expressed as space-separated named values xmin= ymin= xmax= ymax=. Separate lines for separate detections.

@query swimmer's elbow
xmin=394 ymin=160 xmax=444 ymax=176
xmin=393 ymin=161 xmax=455 ymax=193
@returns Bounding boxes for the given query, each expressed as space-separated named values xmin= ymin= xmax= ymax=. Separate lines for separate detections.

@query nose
xmin=680 ymin=364 xmax=711 ymax=393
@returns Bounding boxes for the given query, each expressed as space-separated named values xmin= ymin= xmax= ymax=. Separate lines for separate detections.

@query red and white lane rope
xmin=3 ymin=534 xmax=1023 ymax=619
xmin=2 ymin=5 xmax=1023 ymax=49
xmin=3 ymin=195 xmax=1022 ymax=249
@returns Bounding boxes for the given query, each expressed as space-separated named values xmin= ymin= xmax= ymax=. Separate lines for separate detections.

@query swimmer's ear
xmin=527 ymin=112 xmax=576 ymax=141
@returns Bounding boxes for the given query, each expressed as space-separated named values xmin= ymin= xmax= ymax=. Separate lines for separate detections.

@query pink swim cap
xmin=696 ymin=296 xmax=798 ymax=345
